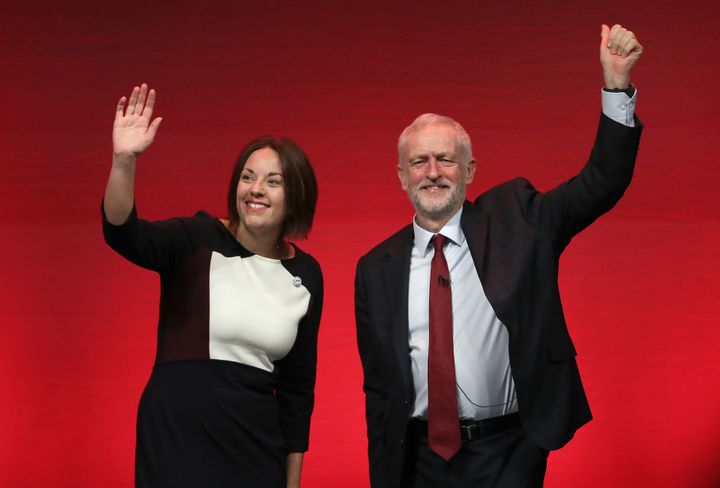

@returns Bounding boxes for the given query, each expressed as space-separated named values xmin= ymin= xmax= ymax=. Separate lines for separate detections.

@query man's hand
xmin=600 ymin=24 xmax=643 ymax=89
xmin=113 ymin=83 xmax=162 ymax=158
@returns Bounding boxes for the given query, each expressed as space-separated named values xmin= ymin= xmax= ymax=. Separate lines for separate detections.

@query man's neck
xmin=414 ymin=215 xmax=449 ymax=234
xmin=414 ymin=204 xmax=464 ymax=234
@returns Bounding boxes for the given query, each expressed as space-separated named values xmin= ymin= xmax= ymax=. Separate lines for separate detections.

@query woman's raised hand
xmin=113 ymin=83 xmax=162 ymax=157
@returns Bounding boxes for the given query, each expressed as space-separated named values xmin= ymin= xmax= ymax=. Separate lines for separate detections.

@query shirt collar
xmin=412 ymin=206 xmax=465 ymax=257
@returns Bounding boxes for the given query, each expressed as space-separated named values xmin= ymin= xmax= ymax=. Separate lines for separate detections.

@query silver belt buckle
xmin=461 ymin=421 xmax=484 ymax=441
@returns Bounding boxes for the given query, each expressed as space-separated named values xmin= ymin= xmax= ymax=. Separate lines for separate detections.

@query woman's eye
xmin=241 ymin=174 xmax=253 ymax=182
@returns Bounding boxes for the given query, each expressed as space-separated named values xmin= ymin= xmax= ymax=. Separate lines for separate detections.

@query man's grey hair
xmin=397 ymin=113 xmax=473 ymax=164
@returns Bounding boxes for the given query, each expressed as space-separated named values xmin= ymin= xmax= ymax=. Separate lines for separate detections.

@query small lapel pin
xmin=292 ymin=276 xmax=302 ymax=287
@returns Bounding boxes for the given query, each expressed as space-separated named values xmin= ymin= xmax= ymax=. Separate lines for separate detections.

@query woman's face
xmin=236 ymin=147 xmax=286 ymax=237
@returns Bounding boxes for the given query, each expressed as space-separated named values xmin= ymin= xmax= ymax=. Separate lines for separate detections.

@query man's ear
xmin=398 ymin=164 xmax=408 ymax=191
xmin=466 ymin=159 xmax=477 ymax=184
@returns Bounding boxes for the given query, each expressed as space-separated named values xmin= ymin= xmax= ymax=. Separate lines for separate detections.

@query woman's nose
xmin=249 ymin=180 xmax=265 ymax=195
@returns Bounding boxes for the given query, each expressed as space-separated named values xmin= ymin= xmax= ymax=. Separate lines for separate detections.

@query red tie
xmin=427 ymin=234 xmax=460 ymax=460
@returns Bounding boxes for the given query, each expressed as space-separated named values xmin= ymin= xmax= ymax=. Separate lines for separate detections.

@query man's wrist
xmin=603 ymin=84 xmax=636 ymax=98
xmin=603 ymin=70 xmax=632 ymax=89
xmin=601 ymin=86 xmax=637 ymax=127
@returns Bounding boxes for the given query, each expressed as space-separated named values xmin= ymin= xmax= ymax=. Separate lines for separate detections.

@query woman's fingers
xmin=142 ymin=88 xmax=156 ymax=121
xmin=117 ymin=84 xmax=156 ymax=124
xmin=115 ymin=96 xmax=127 ymax=122
xmin=146 ymin=116 xmax=163 ymax=140
xmin=126 ymin=85 xmax=140 ymax=116
xmin=136 ymin=84 xmax=148 ymax=117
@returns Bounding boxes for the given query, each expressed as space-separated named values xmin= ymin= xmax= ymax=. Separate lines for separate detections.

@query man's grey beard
xmin=407 ymin=180 xmax=466 ymax=222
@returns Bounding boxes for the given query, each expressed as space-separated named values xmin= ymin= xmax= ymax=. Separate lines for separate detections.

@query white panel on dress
xmin=208 ymin=252 xmax=311 ymax=372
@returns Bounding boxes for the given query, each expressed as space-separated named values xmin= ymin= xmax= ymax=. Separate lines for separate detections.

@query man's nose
xmin=426 ymin=158 xmax=441 ymax=178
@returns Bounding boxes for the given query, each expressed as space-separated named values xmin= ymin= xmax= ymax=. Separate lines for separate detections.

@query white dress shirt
xmin=408 ymin=208 xmax=518 ymax=419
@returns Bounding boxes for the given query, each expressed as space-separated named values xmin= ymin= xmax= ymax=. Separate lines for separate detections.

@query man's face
xmin=398 ymin=124 xmax=475 ymax=223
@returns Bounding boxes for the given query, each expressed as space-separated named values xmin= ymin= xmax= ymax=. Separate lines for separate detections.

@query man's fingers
xmin=605 ymin=24 xmax=641 ymax=57
xmin=608 ymin=24 xmax=622 ymax=40
xmin=600 ymin=24 xmax=610 ymax=49
xmin=620 ymin=32 xmax=641 ymax=57
xmin=606 ymin=25 xmax=642 ymax=58
xmin=619 ymin=36 xmax=633 ymax=57
xmin=614 ymin=31 xmax=628 ymax=55
xmin=608 ymin=24 xmax=623 ymax=54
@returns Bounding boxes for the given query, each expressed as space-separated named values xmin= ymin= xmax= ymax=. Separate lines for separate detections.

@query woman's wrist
xmin=112 ymin=152 xmax=138 ymax=167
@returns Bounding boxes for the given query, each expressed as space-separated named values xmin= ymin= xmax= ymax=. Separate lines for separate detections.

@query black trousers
xmin=401 ymin=425 xmax=548 ymax=488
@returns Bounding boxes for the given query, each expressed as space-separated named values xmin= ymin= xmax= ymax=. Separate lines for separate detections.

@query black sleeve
xmin=517 ymin=113 xmax=643 ymax=250
xmin=354 ymin=257 xmax=386 ymax=486
xmin=102 ymin=203 xmax=212 ymax=272
xmin=274 ymin=254 xmax=324 ymax=453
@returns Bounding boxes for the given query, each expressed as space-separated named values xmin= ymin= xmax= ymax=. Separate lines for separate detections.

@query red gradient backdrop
xmin=2 ymin=1 xmax=719 ymax=486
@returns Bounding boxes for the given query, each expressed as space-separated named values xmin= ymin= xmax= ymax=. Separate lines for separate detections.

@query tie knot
xmin=432 ymin=234 xmax=446 ymax=253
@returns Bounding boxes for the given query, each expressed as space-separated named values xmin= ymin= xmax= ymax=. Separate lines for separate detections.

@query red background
xmin=2 ymin=1 xmax=719 ymax=486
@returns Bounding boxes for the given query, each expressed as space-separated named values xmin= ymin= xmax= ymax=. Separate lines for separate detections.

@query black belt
xmin=409 ymin=413 xmax=521 ymax=442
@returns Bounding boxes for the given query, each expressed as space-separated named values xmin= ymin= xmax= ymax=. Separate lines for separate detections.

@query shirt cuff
xmin=601 ymin=88 xmax=637 ymax=127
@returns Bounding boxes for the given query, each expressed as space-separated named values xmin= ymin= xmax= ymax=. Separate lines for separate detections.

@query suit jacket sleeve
xmin=354 ymin=258 xmax=386 ymax=487
xmin=518 ymin=113 xmax=643 ymax=249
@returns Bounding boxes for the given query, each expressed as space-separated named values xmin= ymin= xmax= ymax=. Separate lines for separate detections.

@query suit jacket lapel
xmin=461 ymin=200 xmax=490 ymax=284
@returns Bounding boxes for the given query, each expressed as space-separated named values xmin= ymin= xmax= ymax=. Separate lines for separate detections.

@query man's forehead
xmin=405 ymin=125 xmax=460 ymax=156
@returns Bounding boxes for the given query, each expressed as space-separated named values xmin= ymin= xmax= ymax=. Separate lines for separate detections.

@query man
xmin=355 ymin=24 xmax=643 ymax=487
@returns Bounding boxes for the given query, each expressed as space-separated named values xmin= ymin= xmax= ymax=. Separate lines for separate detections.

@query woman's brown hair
xmin=226 ymin=136 xmax=318 ymax=239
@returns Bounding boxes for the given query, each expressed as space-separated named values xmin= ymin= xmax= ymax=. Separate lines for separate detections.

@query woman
xmin=103 ymin=84 xmax=322 ymax=488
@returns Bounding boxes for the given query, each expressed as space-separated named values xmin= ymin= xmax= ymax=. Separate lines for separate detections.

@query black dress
xmin=103 ymin=206 xmax=323 ymax=488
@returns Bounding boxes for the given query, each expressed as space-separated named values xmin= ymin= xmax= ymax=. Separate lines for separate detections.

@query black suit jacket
xmin=355 ymin=114 xmax=643 ymax=488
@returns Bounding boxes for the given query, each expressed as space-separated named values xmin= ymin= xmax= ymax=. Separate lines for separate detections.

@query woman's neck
xmin=234 ymin=224 xmax=287 ymax=259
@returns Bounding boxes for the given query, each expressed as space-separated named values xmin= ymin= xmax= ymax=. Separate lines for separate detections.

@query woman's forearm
xmin=103 ymin=153 xmax=137 ymax=225
xmin=286 ymin=452 xmax=304 ymax=488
